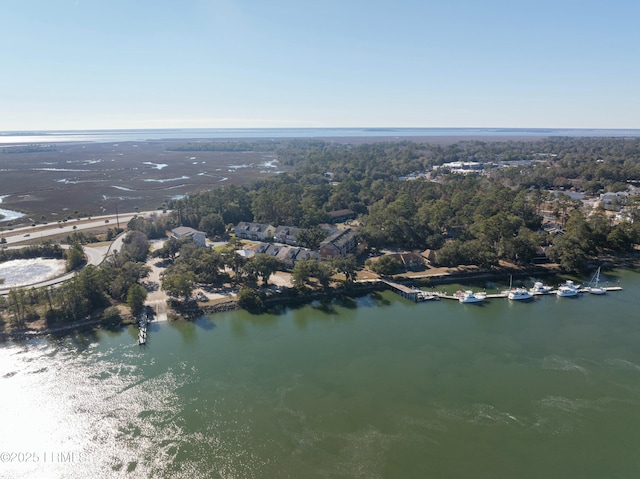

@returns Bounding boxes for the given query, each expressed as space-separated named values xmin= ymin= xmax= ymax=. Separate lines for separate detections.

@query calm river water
xmin=1 ymin=270 xmax=639 ymax=479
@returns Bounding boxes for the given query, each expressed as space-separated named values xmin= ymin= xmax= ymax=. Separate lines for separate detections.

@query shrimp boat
xmin=585 ymin=267 xmax=606 ymax=295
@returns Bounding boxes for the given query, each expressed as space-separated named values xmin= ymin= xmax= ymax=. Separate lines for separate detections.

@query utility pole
xmin=115 ymin=201 xmax=120 ymax=229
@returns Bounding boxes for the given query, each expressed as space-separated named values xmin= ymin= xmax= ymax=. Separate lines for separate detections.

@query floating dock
xmin=138 ymin=313 xmax=148 ymax=345
xmin=432 ymin=286 xmax=622 ymax=301
xmin=381 ymin=279 xmax=622 ymax=303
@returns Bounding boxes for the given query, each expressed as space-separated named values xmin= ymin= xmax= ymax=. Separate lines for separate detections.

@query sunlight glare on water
xmin=0 ymin=269 xmax=639 ymax=478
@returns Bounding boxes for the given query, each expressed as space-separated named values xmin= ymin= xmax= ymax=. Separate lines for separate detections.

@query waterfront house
xmin=171 ymin=226 xmax=206 ymax=247
xmin=393 ymin=252 xmax=426 ymax=271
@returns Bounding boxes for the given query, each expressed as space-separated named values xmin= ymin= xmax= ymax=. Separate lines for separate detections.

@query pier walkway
xmin=378 ymin=279 xmax=623 ymax=303
xmin=380 ymin=279 xmax=439 ymax=302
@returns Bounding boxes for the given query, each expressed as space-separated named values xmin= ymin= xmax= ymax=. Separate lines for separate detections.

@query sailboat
xmin=585 ymin=267 xmax=606 ymax=295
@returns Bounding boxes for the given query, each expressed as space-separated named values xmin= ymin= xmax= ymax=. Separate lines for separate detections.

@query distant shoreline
xmin=2 ymin=127 xmax=640 ymax=146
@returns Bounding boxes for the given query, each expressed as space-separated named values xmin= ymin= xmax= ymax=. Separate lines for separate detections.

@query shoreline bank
xmin=2 ymin=257 xmax=638 ymax=341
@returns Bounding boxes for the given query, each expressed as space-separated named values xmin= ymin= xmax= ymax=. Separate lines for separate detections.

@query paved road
xmin=1 ymin=210 xmax=163 ymax=246
xmin=0 ymin=210 xmax=166 ymax=295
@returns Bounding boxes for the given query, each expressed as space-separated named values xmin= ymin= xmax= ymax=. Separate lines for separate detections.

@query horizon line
xmin=2 ymin=126 xmax=640 ymax=134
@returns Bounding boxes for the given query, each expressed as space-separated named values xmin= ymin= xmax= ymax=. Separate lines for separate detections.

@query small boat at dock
xmin=503 ymin=276 xmax=533 ymax=301
xmin=417 ymin=291 xmax=440 ymax=301
xmin=508 ymin=288 xmax=533 ymax=301
xmin=585 ymin=267 xmax=606 ymax=295
xmin=556 ymin=280 xmax=579 ymax=297
xmin=529 ymin=281 xmax=553 ymax=295
xmin=456 ymin=290 xmax=486 ymax=303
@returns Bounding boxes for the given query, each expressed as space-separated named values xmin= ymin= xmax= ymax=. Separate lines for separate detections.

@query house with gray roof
xmin=171 ymin=226 xmax=206 ymax=247
xmin=234 ymin=222 xmax=276 ymax=241
xmin=274 ymin=225 xmax=300 ymax=245
xmin=319 ymin=228 xmax=357 ymax=260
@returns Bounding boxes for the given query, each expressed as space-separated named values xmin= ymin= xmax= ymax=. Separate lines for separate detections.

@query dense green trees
xmin=0 ymin=243 xmax=65 ymax=262
xmin=65 ymin=243 xmax=86 ymax=271
xmin=297 ymin=226 xmax=327 ymax=250
xmin=127 ymin=214 xmax=168 ymax=239
xmin=251 ymin=176 xmax=304 ymax=225
xmin=161 ymin=264 xmax=196 ymax=302
xmin=169 ymin=185 xmax=252 ymax=229
xmin=198 ymin=213 xmax=225 ymax=237
xmin=291 ymin=258 xmax=337 ymax=290
xmin=245 ymin=254 xmax=284 ymax=285
xmin=126 ymin=284 xmax=147 ymax=317
xmin=332 ymin=255 xmax=357 ymax=283
xmin=237 ymin=287 xmax=263 ymax=312
xmin=121 ymin=231 xmax=149 ymax=263
xmin=4 ymin=136 xmax=640 ymax=326
xmin=162 ymin=136 xmax=639 ymax=275
xmin=367 ymin=255 xmax=403 ymax=276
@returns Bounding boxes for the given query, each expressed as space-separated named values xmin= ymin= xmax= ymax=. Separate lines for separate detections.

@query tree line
xmin=3 ymin=136 xmax=640 ymax=327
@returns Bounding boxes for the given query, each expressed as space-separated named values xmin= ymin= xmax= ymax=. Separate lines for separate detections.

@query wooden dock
xmin=381 ymin=280 xmax=623 ymax=303
xmin=381 ymin=279 xmax=422 ymax=301
xmin=377 ymin=277 xmax=623 ymax=304
xmin=381 ymin=279 xmax=441 ymax=302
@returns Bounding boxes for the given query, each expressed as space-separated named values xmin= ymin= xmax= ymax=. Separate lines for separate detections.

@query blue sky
xmin=2 ymin=0 xmax=639 ymax=130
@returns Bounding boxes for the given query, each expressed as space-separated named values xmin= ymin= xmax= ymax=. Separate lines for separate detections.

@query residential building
xmin=253 ymin=242 xmax=319 ymax=270
xmin=273 ymin=225 xmax=300 ymax=245
xmin=327 ymin=209 xmax=355 ymax=223
xmin=319 ymin=228 xmax=357 ymax=260
xmin=420 ymin=249 xmax=437 ymax=265
xmin=596 ymin=192 xmax=629 ymax=211
xmin=234 ymin=222 xmax=276 ymax=241
xmin=171 ymin=226 xmax=206 ymax=247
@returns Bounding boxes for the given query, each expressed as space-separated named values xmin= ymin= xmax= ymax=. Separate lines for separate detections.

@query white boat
xmin=529 ymin=281 xmax=553 ymax=295
xmin=417 ymin=291 xmax=440 ymax=301
xmin=456 ymin=290 xmax=486 ymax=303
xmin=585 ymin=267 xmax=606 ymax=295
xmin=508 ymin=287 xmax=533 ymax=301
xmin=556 ymin=280 xmax=579 ymax=297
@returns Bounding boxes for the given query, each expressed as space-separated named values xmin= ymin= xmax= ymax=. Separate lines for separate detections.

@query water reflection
xmin=0 ymin=276 xmax=639 ymax=478
xmin=0 ymin=195 xmax=25 ymax=221
xmin=167 ymin=319 xmax=198 ymax=344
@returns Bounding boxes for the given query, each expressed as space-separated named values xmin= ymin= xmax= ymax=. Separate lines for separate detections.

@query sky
xmin=1 ymin=0 xmax=639 ymax=131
